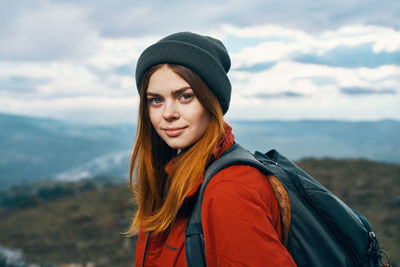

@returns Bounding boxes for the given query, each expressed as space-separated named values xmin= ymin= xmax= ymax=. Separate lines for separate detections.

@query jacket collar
xmin=180 ymin=122 xmax=235 ymax=200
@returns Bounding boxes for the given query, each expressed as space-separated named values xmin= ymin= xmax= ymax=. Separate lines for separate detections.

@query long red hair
xmin=127 ymin=64 xmax=225 ymax=235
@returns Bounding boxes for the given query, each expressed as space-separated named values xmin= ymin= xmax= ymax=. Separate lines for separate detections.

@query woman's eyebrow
xmin=146 ymin=92 xmax=160 ymax=97
xmin=172 ymin=86 xmax=192 ymax=95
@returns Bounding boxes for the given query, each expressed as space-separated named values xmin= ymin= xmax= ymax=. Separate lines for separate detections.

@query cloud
xmin=233 ymin=62 xmax=276 ymax=72
xmin=0 ymin=76 xmax=47 ymax=93
xmin=51 ymin=0 xmax=400 ymax=36
xmin=0 ymin=95 xmax=139 ymax=125
xmin=2 ymin=0 xmax=400 ymax=45
xmin=249 ymin=92 xmax=304 ymax=99
xmin=0 ymin=60 xmax=137 ymax=99
xmin=1 ymin=2 xmax=399 ymax=124
xmin=226 ymin=92 xmax=400 ymax=121
xmin=1 ymin=1 xmax=399 ymax=64
xmin=86 ymin=36 xmax=157 ymax=72
xmin=225 ymin=25 xmax=400 ymax=69
xmin=0 ymin=1 xmax=98 ymax=61
xmin=295 ymin=43 xmax=400 ymax=68
xmin=341 ymin=87 xmax=396 ymax=95
xmin=304 ymin=77 xmax=338 ymax=86
xmin=231 ymin=61 xmax=400 ymax=95
xmin=227 ymin=61 xmax=400 ymax=120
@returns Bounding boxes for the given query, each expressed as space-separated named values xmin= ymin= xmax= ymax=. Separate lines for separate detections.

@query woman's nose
xmin=162 ymin=101 xmax=180 ymax=120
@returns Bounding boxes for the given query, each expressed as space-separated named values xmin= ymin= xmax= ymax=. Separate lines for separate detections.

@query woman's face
xmin=146 ymin=65 xmax=210 ymax=150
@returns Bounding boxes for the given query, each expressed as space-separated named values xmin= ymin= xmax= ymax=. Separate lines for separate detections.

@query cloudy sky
xmin=1 ymin=0 xmax=399 ymax=124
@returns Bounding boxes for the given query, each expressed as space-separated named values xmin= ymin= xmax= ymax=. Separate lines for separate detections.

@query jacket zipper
xmin=142 ymin=232 xmax=151 ymax=267
xmin=284 ymin=169 xmax=360 ymax=267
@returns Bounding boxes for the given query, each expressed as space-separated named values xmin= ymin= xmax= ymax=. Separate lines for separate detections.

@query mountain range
xmin=1 ymin=113 xmax=399 ymax=190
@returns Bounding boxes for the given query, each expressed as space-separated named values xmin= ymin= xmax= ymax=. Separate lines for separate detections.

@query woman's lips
xmin=164 ymin=127 xmax=186 ymax=137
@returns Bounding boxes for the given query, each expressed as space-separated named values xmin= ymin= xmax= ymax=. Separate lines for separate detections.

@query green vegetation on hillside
xmin=0 ymin=178 xmax=136 ymax=266
xmin=0 ymin=158 xmax=399 ymax=266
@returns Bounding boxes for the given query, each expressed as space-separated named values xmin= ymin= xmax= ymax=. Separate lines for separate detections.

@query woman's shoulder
xmin=209 ymin=164 xmax=269 ymax=187
xmin=203 ymin=164 xmax=276 ymax=205
xmin=201 ymin=164 xmax=284 ymax=242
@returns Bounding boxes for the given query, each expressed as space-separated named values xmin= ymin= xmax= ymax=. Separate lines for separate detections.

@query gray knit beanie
xmin=135 ymin=31 xmax=231 ymax=114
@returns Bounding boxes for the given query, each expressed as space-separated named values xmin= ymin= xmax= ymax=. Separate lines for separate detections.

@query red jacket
xmin=135 ymin=125 xmax=296 ymax=266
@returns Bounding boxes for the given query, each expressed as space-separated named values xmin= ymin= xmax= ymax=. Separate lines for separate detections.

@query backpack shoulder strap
xmin=185 ymin=143 xmax=270 ymax=267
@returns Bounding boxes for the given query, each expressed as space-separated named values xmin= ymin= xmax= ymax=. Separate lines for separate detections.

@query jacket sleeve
xmin=201 ymin=165 xmax=297 ymax=267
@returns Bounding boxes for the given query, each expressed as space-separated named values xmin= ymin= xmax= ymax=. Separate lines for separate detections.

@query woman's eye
xmin=179 ymin=94 xmax=193 ymax=103
xmin=148 ymin=97 xmax=163 ymax=105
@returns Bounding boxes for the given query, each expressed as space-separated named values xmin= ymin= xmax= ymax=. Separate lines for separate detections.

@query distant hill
xmin=0 ymin=113 xmax=134 ymax=190
xmin=230 ymin=120 xmax=400 ymax=164
xmin=0 ymin=158 xmax=398 ymax=266
xmin=1 ymin=113 xmax=400 ymax=190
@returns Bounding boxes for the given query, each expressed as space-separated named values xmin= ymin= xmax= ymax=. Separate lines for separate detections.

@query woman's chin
xmin=165 ymin=141 xmax=189 ymax=150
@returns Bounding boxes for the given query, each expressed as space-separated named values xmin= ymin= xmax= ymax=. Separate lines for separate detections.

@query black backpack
xmin=185 ymin=143 xmax=387 ymax=267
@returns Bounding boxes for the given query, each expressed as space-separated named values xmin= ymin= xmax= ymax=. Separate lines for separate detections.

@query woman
xmin=127 ymin=32 xmax=296 ymax=266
